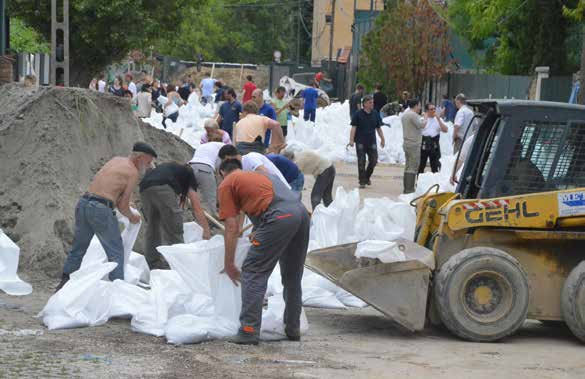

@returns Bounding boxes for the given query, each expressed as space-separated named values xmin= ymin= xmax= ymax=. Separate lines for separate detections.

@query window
xmin=500 ymin=120 xmax=585 ymax=196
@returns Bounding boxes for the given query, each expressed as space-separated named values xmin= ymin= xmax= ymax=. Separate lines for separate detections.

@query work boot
xmin=403 ymin=173 xmax=416 ymax=194
xmin=54 ymin=273 xmax=70 ymax=293
xmin=285 ymin=327 xmax=301 ymax=342
xmin=227 ymin=330 xmax=259 ymax=346
xmin=366 ymin=179 xmax=372 ymax=186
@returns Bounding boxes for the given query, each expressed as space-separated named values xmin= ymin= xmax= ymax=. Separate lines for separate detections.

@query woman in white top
xmin=419 ymin=103 xmax=448 ymax=174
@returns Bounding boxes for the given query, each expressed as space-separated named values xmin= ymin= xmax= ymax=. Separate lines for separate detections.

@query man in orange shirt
xmin=241 ymin=75 xmax=257 ymax=103
xmin=218 ymin=159 xmax=310 ymax=345
xmin=233 ymin=101 xmax=285 ymax=155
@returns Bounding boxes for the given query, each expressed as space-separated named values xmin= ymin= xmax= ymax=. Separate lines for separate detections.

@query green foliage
xmin=564 ymin=0 xmax=585 ymax=20
xmin=361 ymin=1 xmax=451 ymax=98
xmin=8 ymin=0 xmax=204 ymax=82
xmin=9 ymin=18 xmax=50 ymax=53
xmin=154 ymin=0 xmax=312 ymax=64
xmin=448 ymin=0 xmax=577 ymax=75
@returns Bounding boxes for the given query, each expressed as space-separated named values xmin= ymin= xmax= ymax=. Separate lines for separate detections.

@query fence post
xmin=534 ymin=66 xmax=549 ymax=101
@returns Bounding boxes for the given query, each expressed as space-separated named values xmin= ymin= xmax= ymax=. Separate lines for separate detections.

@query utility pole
xmin=0 ymin=0 xmax=5 ymax=56
xmin=50 ymin=0 xmax=69 ymax=86
xmin=328 ymin=0 xmax=336 ymax=72
xmin=297 ymin=0 xmax=301 ymax=64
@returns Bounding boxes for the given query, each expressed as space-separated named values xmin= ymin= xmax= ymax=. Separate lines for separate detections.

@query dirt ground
xmin=1 ymin=162 xmax=584 ymax=379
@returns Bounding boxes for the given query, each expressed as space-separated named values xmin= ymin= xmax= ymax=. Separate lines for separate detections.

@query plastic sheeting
xmin=0 ymin=229 xmax=33 ymax=296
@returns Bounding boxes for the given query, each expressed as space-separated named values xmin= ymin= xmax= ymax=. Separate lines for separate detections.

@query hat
xmin=133 ymin=142 xmax=158 ymax=158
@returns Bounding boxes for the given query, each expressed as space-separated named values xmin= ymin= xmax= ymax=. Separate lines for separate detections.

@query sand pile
xmin=0 ymin=83 xmax=193 ymax=277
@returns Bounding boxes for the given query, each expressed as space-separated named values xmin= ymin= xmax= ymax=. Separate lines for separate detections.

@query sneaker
xmin=54 ymin=273 xmax=70 ymax=293
xmin=226 ymin=331 xmax=259 ymax=346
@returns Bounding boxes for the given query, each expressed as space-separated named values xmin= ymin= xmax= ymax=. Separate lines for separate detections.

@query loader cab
xmin=457 ymin=100 xmax=585 ymax=200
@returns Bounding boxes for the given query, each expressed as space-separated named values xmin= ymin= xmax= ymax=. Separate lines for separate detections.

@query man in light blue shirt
xmin=199 ymin=72 xmax=216 ymax=105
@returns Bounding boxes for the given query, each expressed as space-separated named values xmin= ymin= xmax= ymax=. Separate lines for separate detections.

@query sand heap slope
xmin=0 ymin=84 xmax=193 ymax=276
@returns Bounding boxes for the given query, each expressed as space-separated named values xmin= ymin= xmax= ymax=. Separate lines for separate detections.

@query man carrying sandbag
xmin=218 ymin=159 xmax=310 ymax=345
xmin=56 ymin=142 xmax=157 ymax=291
xmin=139 ymin=162 xmax=212 ymax=269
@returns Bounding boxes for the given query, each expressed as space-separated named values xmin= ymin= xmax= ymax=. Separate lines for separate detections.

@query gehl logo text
xmin=465 ymin=201 xmax=539 ymax=224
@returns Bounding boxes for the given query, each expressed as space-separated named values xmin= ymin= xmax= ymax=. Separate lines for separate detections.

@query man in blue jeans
xmin=55 ymin=142 xmax=158 ymax=292
xmin=301 ymin=81 xmax=319 ymax=124
xmin=349 ymin=95 xmax=386 ymax=188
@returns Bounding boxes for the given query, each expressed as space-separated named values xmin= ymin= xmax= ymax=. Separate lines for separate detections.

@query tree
xmin=7 ymin=0 xmax=204 ymax=85
xmin=9 ymin=18 xmax=50 ymax=54
xmin=447 ymin=0 xmax=576 ymax=75
xmin=563 ymin=1 xmax=585 ymax=104
xmin=361 ymin=1 xmax=451 ymax=98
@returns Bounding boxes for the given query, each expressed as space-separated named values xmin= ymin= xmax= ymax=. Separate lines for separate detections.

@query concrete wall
xmin=311 ymin=0 xmax=384 ymax=67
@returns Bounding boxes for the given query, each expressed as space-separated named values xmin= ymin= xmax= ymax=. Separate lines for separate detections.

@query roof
xmin=468 ymin=99 xmax=585 ymax=112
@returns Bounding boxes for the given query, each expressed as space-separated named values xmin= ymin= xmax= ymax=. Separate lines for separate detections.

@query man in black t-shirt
xmin=349 ymin=84 xmax=365 ymax=119
xmin=349 ymin=95 xmax=386 ymax=188
xmin=373 ymin=84 xmax=388 ymax=114
xmin=139 ymin=162 xmax=211 ymax=269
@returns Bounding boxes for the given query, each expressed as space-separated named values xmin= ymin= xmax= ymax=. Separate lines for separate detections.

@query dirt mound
xmin=0 ymin=83 xmax=193 ymax=277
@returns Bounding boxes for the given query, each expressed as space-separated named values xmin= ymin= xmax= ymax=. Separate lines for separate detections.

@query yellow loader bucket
xmin=305 ymin=239 xmax=435 ymax=332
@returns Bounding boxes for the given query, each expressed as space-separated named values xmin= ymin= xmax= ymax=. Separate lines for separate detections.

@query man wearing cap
xmin=218 ymin=159 xmax=310 ymax=345
xmin=56 ymin=142 xmax=158 ymax=291
xmin=140 ymin=161 xmax=212 ymax=269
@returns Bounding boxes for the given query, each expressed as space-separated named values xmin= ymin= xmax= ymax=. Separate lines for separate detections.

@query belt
xmin=82 ymin=193 xmax=114 ymax=209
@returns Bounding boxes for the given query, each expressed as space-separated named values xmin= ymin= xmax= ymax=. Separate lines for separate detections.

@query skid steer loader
xmin=306 ymin=100 xmax=585 ymax=342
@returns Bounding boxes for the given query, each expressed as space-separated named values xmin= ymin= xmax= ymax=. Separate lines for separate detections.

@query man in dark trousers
xmin=349 ymin=95 xmax=386 ymax=188
xmin=140 ymin=162 xmax=211 ymax=269
xmin=218 ymin=159 xmax=310 ymax=345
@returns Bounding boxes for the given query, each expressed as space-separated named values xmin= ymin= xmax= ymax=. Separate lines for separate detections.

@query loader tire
xmin=561 ymin=261 xmax=585 ymax=343
xmin=433 ymin=247 xmax=529 ymax=342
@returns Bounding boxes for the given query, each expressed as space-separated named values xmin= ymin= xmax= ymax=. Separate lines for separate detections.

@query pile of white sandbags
xmin=0 ymin=229 xmax=33 ymax=296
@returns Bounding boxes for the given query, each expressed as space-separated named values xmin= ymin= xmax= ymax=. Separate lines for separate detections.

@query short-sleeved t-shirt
xmin=234 ymin=114 xmax=274 ymax=143
xmin=349 ymin=92 xmax=363 ymax=118
xmin=302 ymin=88 xmax=319 ymax=110
xmin=373 ymin=92 xmax=388 ymax=112
xmin=272 ymin=98 xmax=289 ymax=126
xmin=259 ymin=103 xmax=277 ymax=120
xmin=200 ymin=78 xmax=216 ymax=97
xmin=242 ymin=152 xmax=290 ymax=188
xmin=219 ymin=100 xmax=242 ymax=136
xmin=140 ymin=162 xmax=198 ymax=197
xmin=454 ymin=105 xmax=475 ymax=139
xmin=266 ymin=154 xmax=300 ymax=183
xmin=189 ymin=141 xmax=225 ymax=169
xmin=351 ymin=109 xmax=382 ymax=146
xmin=242 ymin=81 xmax=257 ymax=103
xmin=218 ymin=170 xmax=274 ymax=220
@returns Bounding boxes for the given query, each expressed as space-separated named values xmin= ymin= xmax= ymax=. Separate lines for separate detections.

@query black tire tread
xmin=434 ymin=247 xmax=529 ymax=342
xmin=561 ymin=261 xmax=585 ymax=343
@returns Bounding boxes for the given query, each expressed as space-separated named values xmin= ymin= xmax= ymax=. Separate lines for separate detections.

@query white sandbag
xmin=79 ymin=209 xmax=144 ymax=284
xmin=39 ymin=262 xmax=116 ymax=330
xmin=354 ymin=198 xmax=406 ymax=241
xmin=355 ymin=240 xmax=406 ymax=263
xmin=127 ymin=252 xmax=150 ymax=284
xmin=109 ymin=279 xmax=150 ymax=319
xmin=302 ymin=286 xmax=346 ymax=309
xmin=336 ymin=289 xmax=368 ymax=308
xmin=165 ymin=314 xmax=236 ymax=345
xmin=130 ymin=270 xmax=191 ymax=337
xmin=158 ymin=240 xmax=212 ymax=295
xmin=0 ymin=229 xmax=32 ymax=296
xmin=183 ymin=222 xmax=203 ymax=243
xmin=266 ymin=263 xmax=283 ymax=296
xmin=260 ymin=296 xmax=309 ymax=341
